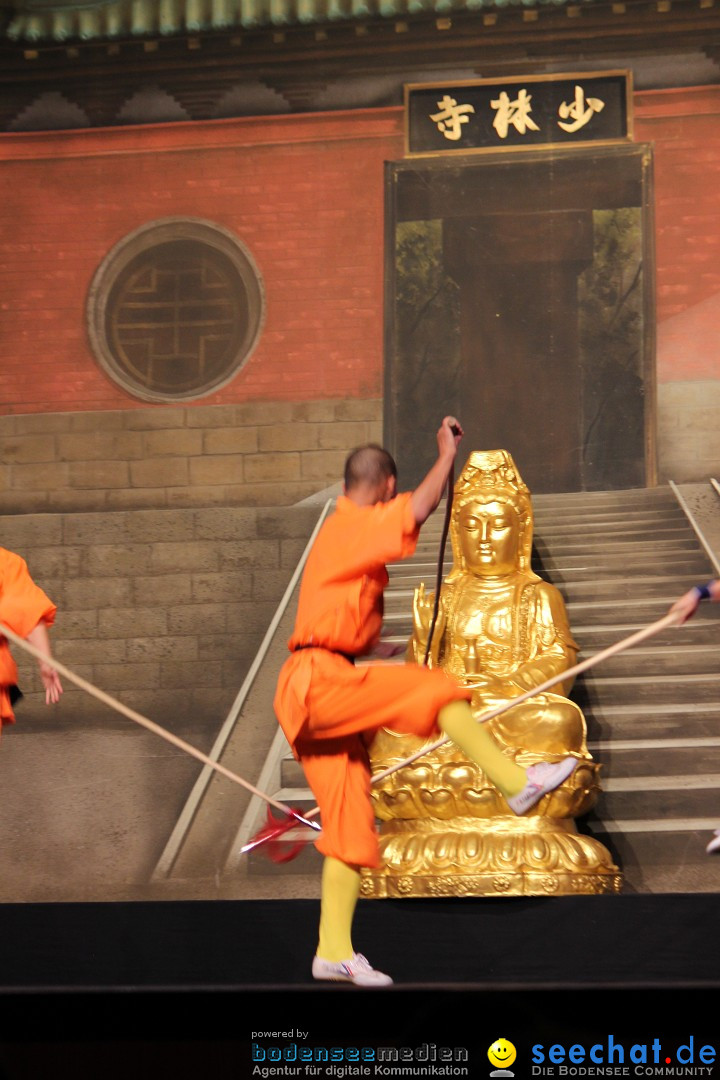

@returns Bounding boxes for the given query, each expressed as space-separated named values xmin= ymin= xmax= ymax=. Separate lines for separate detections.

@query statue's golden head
xmin=447 ymin=450 xmax=535 ymax=580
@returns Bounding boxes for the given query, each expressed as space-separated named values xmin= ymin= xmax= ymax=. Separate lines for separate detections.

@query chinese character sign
xmin=557 ymin=85 xmax=605 ymax=133
xmin=491 ymin=88 xmax=541 ymax=139
xmin=429 ymin=95 xmax=476 ymax=141
xmin=407 ymin=72 xmax=630 ymax=156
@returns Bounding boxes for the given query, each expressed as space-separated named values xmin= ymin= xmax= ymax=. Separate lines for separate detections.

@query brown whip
xmin=422 ymin=457 xmax=456 ymax=666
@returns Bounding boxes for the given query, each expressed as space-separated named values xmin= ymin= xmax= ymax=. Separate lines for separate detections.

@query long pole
xmin=245 ymin=608 xmax=683 ymax=842
xmin=371 ymin=609 xmax=680 ymax=784
xmin=0 ymin=621 xmax=321 ymax=833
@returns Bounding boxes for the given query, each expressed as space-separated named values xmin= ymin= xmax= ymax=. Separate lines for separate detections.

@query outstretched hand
xmin=668 ymin=588 xmax=702 ymax=626
xmin=39 ymin=663 xmax=63 ymax=705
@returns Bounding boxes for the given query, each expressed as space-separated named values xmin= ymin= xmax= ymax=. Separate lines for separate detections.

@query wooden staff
xmin=371 ymin=608 xmax=681 ymax=784
xmin=0 ymin=620 xmax=321 ymax=835
xmin=244 ymin=606 xmax=684 ymax=846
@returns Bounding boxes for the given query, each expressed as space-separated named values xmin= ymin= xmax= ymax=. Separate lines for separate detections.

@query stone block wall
xmin=0 ymin=398 xmax=381 ymax=514
xmin=657 ymin=380 xmax=720 ymax=483
xmin=2 ymin=501 xmax=326 ymax=731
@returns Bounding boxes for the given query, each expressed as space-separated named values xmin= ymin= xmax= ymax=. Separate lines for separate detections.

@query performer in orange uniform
xmin=0 ymin=548 xmax=62 ymax=729
xmin=274 ymin=418 xmax=577 ymax=986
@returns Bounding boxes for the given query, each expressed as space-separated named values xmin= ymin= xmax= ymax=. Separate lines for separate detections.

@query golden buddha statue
xmin=363 ymin=450 xmax=621 ymax=898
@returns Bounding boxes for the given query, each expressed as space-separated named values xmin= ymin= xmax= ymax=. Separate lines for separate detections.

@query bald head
xmin=343 ymin=444 xmax=397 ymax=499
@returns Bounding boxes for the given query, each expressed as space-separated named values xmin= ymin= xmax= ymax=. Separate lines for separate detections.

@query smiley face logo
xmin=488 ymin=1039 xmax=517 ymax=1071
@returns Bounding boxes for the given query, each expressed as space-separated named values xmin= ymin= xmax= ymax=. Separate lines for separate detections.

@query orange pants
xmin=291 ymin=654 xmax=471 ymax=867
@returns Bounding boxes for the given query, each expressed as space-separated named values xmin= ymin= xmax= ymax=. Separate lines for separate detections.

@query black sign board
xmin=405 ymin=71 xmax=633 ymax=157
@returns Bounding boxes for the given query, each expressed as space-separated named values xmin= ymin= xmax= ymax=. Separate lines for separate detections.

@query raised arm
xmin=410 ymin=417 xmax=464 ymax=527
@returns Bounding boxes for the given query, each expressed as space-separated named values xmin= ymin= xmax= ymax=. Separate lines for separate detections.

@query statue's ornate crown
xmin=455 ymin=449 xmax=530 ymax=506
xmin=449 ymin=449 xmax=534 ymax=575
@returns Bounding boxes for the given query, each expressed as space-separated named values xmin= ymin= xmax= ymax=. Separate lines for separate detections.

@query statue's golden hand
xmin=412 ymin=582 xmax=435 ymax=634
xmin=467 ymin=671 xmax=524 ymax=699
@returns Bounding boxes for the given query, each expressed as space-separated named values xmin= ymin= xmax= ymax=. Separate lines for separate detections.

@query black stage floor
xmin=0 ymin=893 xmax=717 ymax=991
xmin=0 ymin=895 xmax=717 ymax=1079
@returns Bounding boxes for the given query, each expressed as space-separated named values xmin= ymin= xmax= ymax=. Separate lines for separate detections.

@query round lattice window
xmin=87 ymin=219 xmax=265 ymax=402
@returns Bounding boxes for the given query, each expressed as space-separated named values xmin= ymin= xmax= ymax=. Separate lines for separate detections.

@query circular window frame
xmin=87 ymin=218 xmax=266 ymax=403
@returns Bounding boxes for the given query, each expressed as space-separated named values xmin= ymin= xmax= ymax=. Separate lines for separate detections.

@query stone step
xmin=532 ymin=506 xmax=687 ymax=524
xmin=419 ymin=516 xmax=694 ymax=542
xmin=378 ymin=623 xmax=720 ymax=657
xmin=591 ymin=781 xmax=720 ymax=821
xmin=575 ymin=672 xmax=720 ymax=706
xmin=268 ymin=780 xmax=720 ymax=824
xmin=412 ymin=531 xmax=696 ymax=557
xmin=537 ymin=564 xmax=713 ymax=589
xmin=580 ymin=826 xmax=719 ymax=893
xmin=528 ymin=487 xmax=679 ymax=509
xmin=408 ymin=548 xmax=708 ymax=574
xmin=390 ymin=555 xmax=713 ymax=584
xmin=585 ymin=703 xmax=720 ymax=742
xmin=568 ymin=615 xmax=720 ymax=649
xmin=424 ymin=487 xmax=678 ymax=513
xmin=590 ymin=743 xmax=720 ymax=779
xmin=575 ymin=643 xmax=720 ymax=676
xmin=279 ymin=741 xmax=720 ymax=789
xmin=420 ymin=509 xmax=690 ymax=534
xmin=384 ymin=573 xmax=703 ymax=606
xmin=273 ymin=765 xmax=720 ymax=804
xmin=530 ymin=537 xmax=703 ymax=558
xmin=381 ymin=598 xmax=685 ymax=632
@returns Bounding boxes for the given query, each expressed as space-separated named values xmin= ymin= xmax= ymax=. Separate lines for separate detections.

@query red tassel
xmin=242 ymin=806 xmax=316 ymax=864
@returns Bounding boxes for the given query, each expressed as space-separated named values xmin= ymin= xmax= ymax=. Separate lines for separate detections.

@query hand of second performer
xmin=668 ymin=588 xmax=702 ymax=625
xmin=39 ymin=663 xmax=63 ymax=705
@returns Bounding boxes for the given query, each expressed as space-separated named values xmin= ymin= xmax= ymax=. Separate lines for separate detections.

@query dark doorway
xmin=384 ymin=145 xmax=656 ymax=493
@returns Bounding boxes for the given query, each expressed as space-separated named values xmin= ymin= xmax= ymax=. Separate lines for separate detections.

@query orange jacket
xmin=276 ymin=492 xmax=419 ymax=745
xmin=0 ymin=548 xmax=57 ymax=723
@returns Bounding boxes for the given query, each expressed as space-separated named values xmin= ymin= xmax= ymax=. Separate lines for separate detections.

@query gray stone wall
xmin=658 ymin=381 xmax=720 ymax=484
xmin=0 ymin=398 xmax=382 ymax=514
xmin=2 ymin=503 xmax=325 ymax=730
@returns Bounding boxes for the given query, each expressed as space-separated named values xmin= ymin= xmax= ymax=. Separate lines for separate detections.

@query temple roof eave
xmin=3 ymin=0 xmax=589 ymax=42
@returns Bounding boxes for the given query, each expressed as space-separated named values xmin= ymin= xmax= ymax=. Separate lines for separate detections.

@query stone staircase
xmin=156 ymin=484 xmax=720 ymax=896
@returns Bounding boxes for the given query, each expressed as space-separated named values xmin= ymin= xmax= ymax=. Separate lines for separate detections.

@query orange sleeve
xmin=0 ymin=549 xmax=57 ymax=640
xmin=361 ymin=492 xmax=420 ymax=566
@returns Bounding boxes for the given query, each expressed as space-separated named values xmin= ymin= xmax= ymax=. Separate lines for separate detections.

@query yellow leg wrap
xmin=317 ymin=855 xmax=361 ymax=962
xmin=438 ymin=699 xmax=526 ymax=798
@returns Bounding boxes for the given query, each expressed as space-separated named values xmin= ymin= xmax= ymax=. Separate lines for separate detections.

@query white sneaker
xmin=706 ymin=830 xmax=720 ymax=855
xmin=507 ymin=758 xmax=578 ymax=815
xmin=312 ymin=952 xmax=393 ymax=987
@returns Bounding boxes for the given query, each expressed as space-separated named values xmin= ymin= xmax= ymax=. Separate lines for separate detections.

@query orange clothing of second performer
xmin=0 ymin=548 xmax=57 ymax=726
xmin=273 ymin=492 xmax=471 ymax=866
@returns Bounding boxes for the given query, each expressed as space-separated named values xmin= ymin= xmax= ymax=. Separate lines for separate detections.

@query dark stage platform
xmin=0 ymin=893 xmax=718 ymax=992
xmin=0 ymin=895 xmax=717 ymax=1080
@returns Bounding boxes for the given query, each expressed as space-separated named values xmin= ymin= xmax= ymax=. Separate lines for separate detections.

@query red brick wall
xmin=0 ymin=109 xmax=403 ymax=414
xmin=635 ymin=85 xmax=720 ymax=383
xmin=1 ymin=89 xmax=720 ymax=415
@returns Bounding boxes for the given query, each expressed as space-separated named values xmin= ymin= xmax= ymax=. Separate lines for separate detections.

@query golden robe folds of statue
xmin=363 ymin=450 xmax=622 ymax=898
